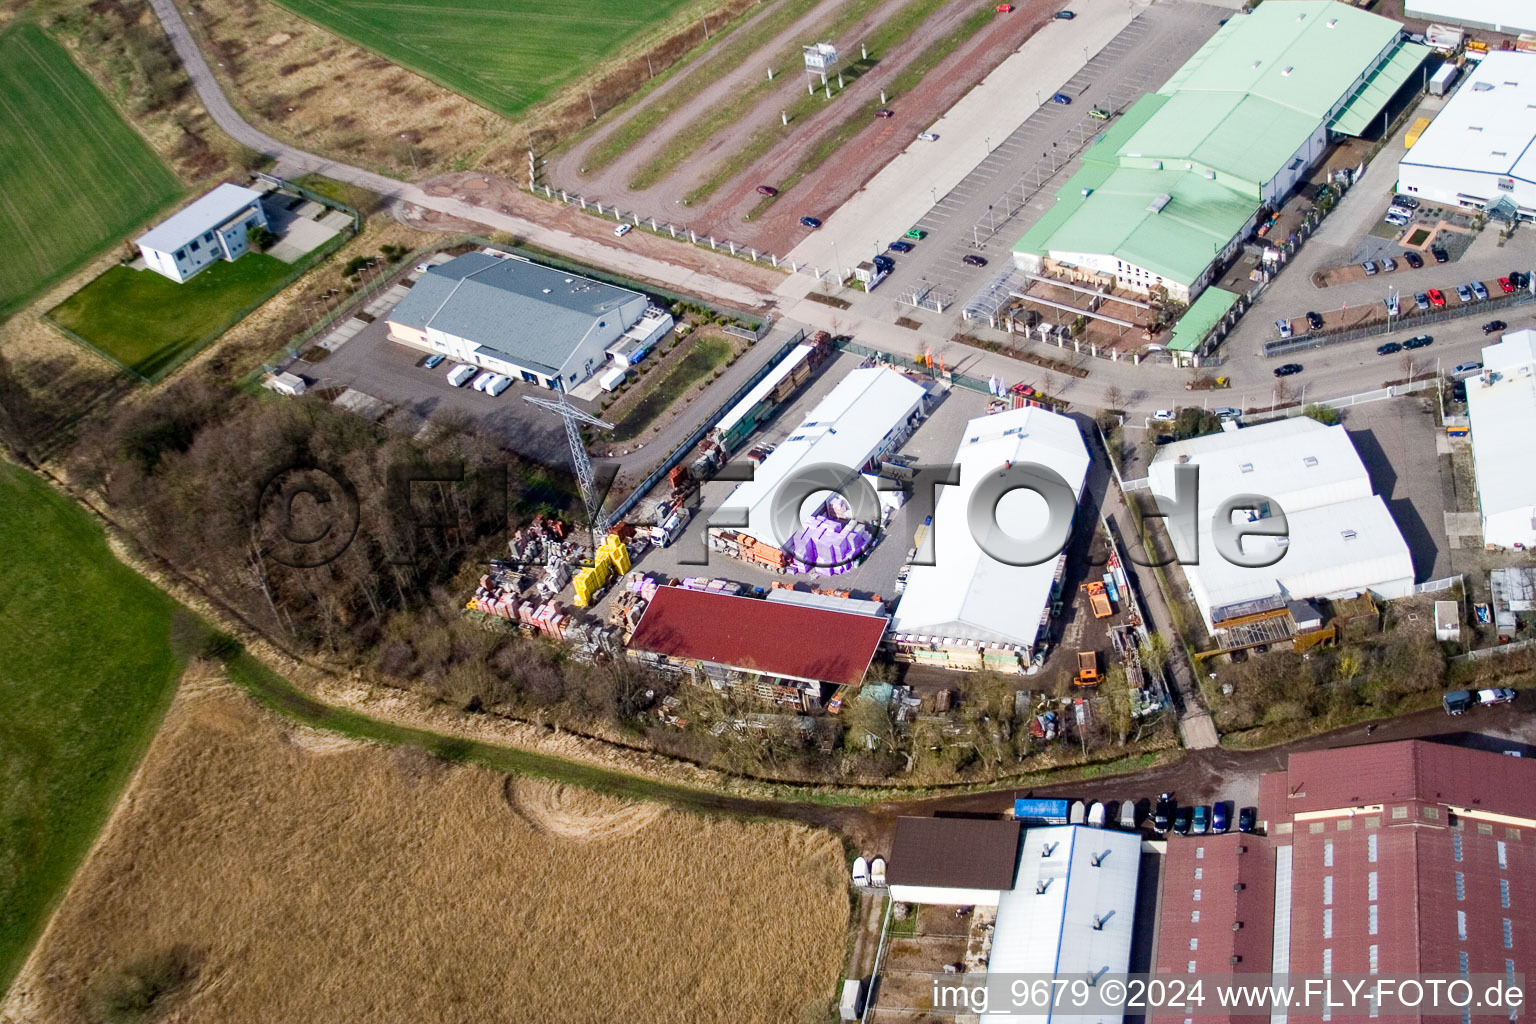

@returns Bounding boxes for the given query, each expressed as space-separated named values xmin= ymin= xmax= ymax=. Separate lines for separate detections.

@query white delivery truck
xmin=599 ymin=365 xmax=630 ymax=392
xmin=446 ymin=363 xmax=477 ymax=387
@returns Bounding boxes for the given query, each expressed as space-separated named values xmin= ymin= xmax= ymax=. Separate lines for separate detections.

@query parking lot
xmin=858 ymin=1 xmax=1227 ymax=319
xmin=288 ymin=295 xmax=584 ymax=468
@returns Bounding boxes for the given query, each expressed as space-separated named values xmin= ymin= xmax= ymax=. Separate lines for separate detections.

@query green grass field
xmin=48 ymin=254 xmax=297 ymax=380
xmin=268 ymin=0 xmax=700 ymax=120
xmin=0 ymin=463 xmax=187 ymax=994
xmin=0 ymin=24 xmax=182 ymax=319
xmin=611 ymin=336 xmax=732 ymax=441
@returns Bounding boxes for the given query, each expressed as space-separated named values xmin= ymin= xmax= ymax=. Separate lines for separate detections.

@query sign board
xmin=803 ymin=42 xmax=838 ymax=70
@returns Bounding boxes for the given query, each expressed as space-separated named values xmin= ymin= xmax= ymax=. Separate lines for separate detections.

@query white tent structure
xmin=891 ymin=406 xmax=1090 ymax=652
xmin=1148 ymin=418 xmax=1414 ymax=630
xmin=1467 ymin=331 xmax=1536 ymax=549
xmin=987 ymin=825 xmax=1142 ymax=1024
xmin=713 ymin=367 xmax=928 ymax=550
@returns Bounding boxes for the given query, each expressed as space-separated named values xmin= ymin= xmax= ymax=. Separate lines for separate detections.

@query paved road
xmin=146 ymin=0 xmax=774 ymax=311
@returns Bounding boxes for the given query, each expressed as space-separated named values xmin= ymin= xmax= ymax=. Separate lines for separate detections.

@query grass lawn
xmin=0 ymin=24 xmax=183 ymax=319
xmin=267 ymin=0 xmax=699 ymax=120
xmin=48 ymin=254 xmax=296 ymax=380
xmin=0 ymin=463 xmax=186 ymax=994
xmin=610 ymin=336 xmax=732 ymax=441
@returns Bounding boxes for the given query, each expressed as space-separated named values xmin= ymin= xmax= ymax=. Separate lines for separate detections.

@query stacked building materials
xmin=785 ymin=515 xmax=874 ymax=575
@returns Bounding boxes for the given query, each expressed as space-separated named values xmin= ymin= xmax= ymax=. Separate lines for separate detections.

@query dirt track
xmin=547 ymin=0 xmax=1053 ymax=256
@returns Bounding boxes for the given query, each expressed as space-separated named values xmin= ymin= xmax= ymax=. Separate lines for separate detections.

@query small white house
xmin=136 ymin=183 xmax=269 ymax=283
xmin=263 ymin=371 xmax=307 ymax=397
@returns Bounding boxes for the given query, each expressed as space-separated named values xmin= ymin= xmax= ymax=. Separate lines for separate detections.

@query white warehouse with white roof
xmin=1466 ymin=330 xmax=1536 ymax=549
xmin=711 ymin=367 xmax=928 ymax=551
xmin=1148 ymin=418 xmax=1415 ymax=632
xmin=1398 ymin=51 xmax=1536 ymax=219
xmin=890 ymin=405 xmax=1090 ymax=672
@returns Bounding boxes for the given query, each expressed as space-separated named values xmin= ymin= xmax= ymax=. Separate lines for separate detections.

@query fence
xmin=526 ymin=182 xmax=834 ymax=279
xmin=602 ymin=328 xmax=808 ymax=528
xmin=1236 ymin=376 xmax=1438 ymax=426
xmin=255 ymin=171 xmax=362 ymax=233
xmin=1451 ymin=636 xmax=1536 ymax=663
xmin=1262 ymin=289 xmax=1535 ymax=359
xmin=1415 ymin=574 xmax=1463 ymax=596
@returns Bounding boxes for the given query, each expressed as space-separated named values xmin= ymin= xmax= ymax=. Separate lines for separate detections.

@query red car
xmin=996 ymin=3 xmax=1014 ymax=9
xmin=1427 ymin=287 xmax=1446 ymax=308
xmin=756 ymin=185 xmax=778 ymax=197
xmin=1499 ymin=276 xmax=1515 ymax=293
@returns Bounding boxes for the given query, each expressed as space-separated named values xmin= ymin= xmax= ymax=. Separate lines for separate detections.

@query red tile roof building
xmin=626 ymin=585 xmax=888 ymax=691
xmin=1154 ymin=741 xmax=1536 ymax=1024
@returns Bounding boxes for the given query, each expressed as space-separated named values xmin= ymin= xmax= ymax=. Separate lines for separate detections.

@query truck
xmin=1429 ymin=62 xmax=1460 ymax=97
xmin=1082 ymin=581 xmax=1113 ymax=618
xmin=1013 ymin=797 xmax=1071 ymax=824
xmin=1443 ymin=689 xmax=1474 ymax=715
xmin=1075 ymin=650 xmax=1101 ymax=686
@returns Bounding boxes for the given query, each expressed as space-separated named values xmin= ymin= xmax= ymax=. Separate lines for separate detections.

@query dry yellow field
xmin=2 ymin=672 xmax=850 ymax=1024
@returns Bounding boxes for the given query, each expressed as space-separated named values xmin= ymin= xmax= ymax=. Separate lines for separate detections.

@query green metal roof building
xmin=1012 ymin=1 xmax=1428 ymax=306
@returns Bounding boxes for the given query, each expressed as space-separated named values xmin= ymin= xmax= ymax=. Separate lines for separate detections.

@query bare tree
xmin=1103 ymin=383 xmax=1126 ymax=411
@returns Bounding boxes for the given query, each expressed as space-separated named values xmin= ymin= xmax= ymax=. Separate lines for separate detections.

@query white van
xmin=486 ymin=375 xmax=511 ymax=397
xmin=446 ymin=364 xmax=476 ymax=387
xmin=471 ymin=371 xmax=497 ymax=392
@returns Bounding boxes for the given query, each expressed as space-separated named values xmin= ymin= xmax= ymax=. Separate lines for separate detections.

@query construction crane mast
xmin=522 ymin=390 xmax=615 ymax=536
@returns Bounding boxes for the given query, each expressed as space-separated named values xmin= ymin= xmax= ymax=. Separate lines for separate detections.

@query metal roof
xmin=1466 ymin=330 xmax=1536 ymax=538
xmin=1398 ymin=52 xmax=1536 ymax=188
xmin=1120 ymin=91 xmax=1321 ymax=192
xmin=1404 ymin=0 xmax=1536 ymax=33
xmin=1328 ymin=40 xmax=1432 ymax=137
xmin=1169 ymin=286 xmax=1240 ymax=351
xmin=716 ymin=367 xmax=928 ymax=548
xmin=887 ymin=817 xmax=1023 ymax=890
xmin=715 ymin=343 xmax=814 ymax=436
xmin=626 ymin=585 xmax=888 ymax=686
xmin=387 ymin=252 xmax=647 ymax=377
xmin=891 ymin=406 xmax=1090 ymax=649
xmin=1159 ymin=2 xmax=1402 ymax=120
xmin=989 ymin=825 xmax=1142 ymax=1024
xmin=135 ymin=183 xmax=264 ymax=252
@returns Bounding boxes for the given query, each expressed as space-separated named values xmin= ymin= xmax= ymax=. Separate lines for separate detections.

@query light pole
xmin=400 ymin=133 xmax=418 ymax=176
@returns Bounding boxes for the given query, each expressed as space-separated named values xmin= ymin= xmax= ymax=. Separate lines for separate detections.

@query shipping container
xmin=1429 ymin=63 xmax=1460 ymax=97
xmin=1013 ymin=797 xmax=1071 ymax=824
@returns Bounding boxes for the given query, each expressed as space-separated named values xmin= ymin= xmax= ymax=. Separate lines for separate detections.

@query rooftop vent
xmin=1298 ymin=12 xmax=1306 ymax=21
xmin=542 ymin=288 xmax=552 ymax=293
xmin=1282 ymin=66 xmax=1294 ymax=76
xmin=1342 ymin=529 xmax=1357 ymax=541
xmin=1251 ymin=60 xmax=1262 ymax=70
xmin=1474 ymin=82 xmax=1495 ymax=92
xmin=1146 ymin=193 xmax=1172 ymax=214
xmin=1239 ymin=462 xmax=1254 ymax=473
xmin=1303 ymin=456 xmax=1319 ymax=467
xmin=1327 ymin=18 xmax=1337 ymax=27
xmin=1205 ymin=170 xmax=1217 ymax=179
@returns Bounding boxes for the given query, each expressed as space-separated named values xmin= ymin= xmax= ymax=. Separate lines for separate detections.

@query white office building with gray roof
xmin=136 ymin=183 xmax=269 ymax=283
xmin=386 ymin=251 xmax=661 ymax=390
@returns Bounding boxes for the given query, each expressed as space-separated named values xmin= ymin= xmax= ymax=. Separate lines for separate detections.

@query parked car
xmin=1395 ymin=195 xmax=1419 ymax=210
xmin=1152 ymin=409 xmax=1175 ymax=422
xmin=887 ymin=239 xmax=913 ymax=253
xmin=1238 ymin=806 xmax=1257 ymax=833
xmin=1479 ymin=688 xmax=1517 ymax=706
xmin=1213 ymin=407 xmax=1241 ymax=420
xmin=470 ymin=371 xmax=496 ymax=392
xmin=1403 ymin=251 xmax=1424 ymax=269
xmin=872 ymin=254 xmax=895 ymax=272
xmin=1456 ymin=283 xmax=1473 ymax=303
xmin=800 ymin=216 xmax=822 ymax=228
xmin=905 ymin=228 xmax=927 ymax=240
xmin=1484 ymin=320 xmax=1508 ymax=335
xmin=1453 ymin=361 xmax=1483 ymax=376
xmin=1362 ymin=260 xmax=1378 ymax=275
xmin=1274 ymin=363 xmax=1303 ymax=377
xmin=1472 ymin=280 xmax=1490 ymax=301
xmin=962 ymin=254 xmax=988 ymax=267
xmin=1499 ymin=276 xmax=1515 ymax=293
xmin=756 ymin=184 xmax=778 ymax=197
xmin=1427 ymin=287 xmax=1446 ymax=308
xmin=1153 ymin=792 xmax=1175 ymax=834
xmin=1380 ymin=256 xmax=1398 ymax=273
xmin=1414 ymin=292 xmax=1430 ymax=311
xmin=1432 ymin=246 xmax=1450 ymax=263
xmin=422 ymin=353 xmax=446 ymax=370
xmin=1377 ymin=341 xmax=1402 ymax=356
xmin=1055 ymin=9 xmax=1076 ymax=17
xmin=1385 ymin=294 xmax=1400 ymax=317
xmin=1385 ymin=210 xmax=1411 ymax=227
xmin=1212 ymin=802 xmax=1229 ymax=833
xmin=446 ymin=363 xmax=477 ymax=387
xmin=1051 ymin=92 xmax=1072 ymax=105
xmin=1089 ymin=106 xmax=1111 ymax=120
xmin=1275 ymin=318 xmax=1293 ymax=339
xmin=874 ymin=108 xmax=895 ymax=118
xmin=1192 ymin=805 xmax=1209 ymax=835
xmin=1404 ymin=334 xmax=1433 ymax=349
xmin=918 ymin=131 xmax=940 ymax=141
xmin=614 ymin=223 xmax=632 ymax=237
xmin=414 ymin=261 xmax=432 ymax=273
xmin=1511 ymin=271 xmax=1531 ymax=289
xmin=1173 ymin=806 xmax=1193 ymax=835
xmin=996 ymin=3 xmax=1013 ymax=11
xmin=1306 ymin=310 xmax=1324 ymax=330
